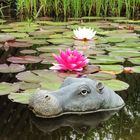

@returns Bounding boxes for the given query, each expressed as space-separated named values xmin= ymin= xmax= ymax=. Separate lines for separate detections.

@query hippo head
xmin=29 ymin=77 xmax=125 ymax=118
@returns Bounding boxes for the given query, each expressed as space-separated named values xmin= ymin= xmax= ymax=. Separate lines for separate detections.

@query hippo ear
xmin=96 ymin=82 xmax=104 ymax=93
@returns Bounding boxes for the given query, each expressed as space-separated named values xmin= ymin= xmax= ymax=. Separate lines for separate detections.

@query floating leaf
xmin=7 ymin=56 xmax=42 ymax=64
xmin=99 ymin=65 xmax=124 ymax=74
xmin=17 ymin=38 xmax=48 ymax=45
xmin=16 ymin=70 xmax=63 ymax=90
xmin=6 ymin=41 xmax=32 ymax=48
xmin=37 ymin=45 xmax=69 ymax=53
xmin=106 ymin=37 xmax=125 ymax=43
xmin=0 ymin=64 xmax=25 ymax=73
xmin=102 ymin=79 xmax=129 ymax=91
xmin=87 ymin=72 xmax=116 ymax=80
xmin=20 ymin=49 xmax=37 ymax=54
xmin=89 ymin=55 xmax=124 ymax=64
xmin=132 ymin=66 xmax=140 ymax=73
xmin=8 ymin=33 xmax=29 ymax=38
xmin=109 ymin=51 xmax=140 ymax=58
xmin=47 ymin=38 xmax=73 ymax=45
xmin=128 ymin=57 xmax=140 ymax=65
xmin=8 ymin=89 xmax=36 ymax=104
xmin=0 ymin=34 xmax=15 ymax=42
xmin=0 ymin=82 xmax=19 ymax=95
xmin=18 ymin=82 xmax=40 ymax=90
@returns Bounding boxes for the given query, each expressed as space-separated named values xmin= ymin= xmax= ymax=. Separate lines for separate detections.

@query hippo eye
xmin=80 ymin=89 xmax=89 ymax=96
xmin=96 ymin=82 xmax=104 ymax=94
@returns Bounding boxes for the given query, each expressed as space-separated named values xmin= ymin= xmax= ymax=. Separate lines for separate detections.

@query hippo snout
xmin=29 ymin=91 xmax=62 ymax=118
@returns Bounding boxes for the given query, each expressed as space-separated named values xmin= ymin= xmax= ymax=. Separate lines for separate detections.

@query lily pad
xmin=37 ymin=45 xmax=68 ymax=53
xmin=0 ymin=64 xmax=25 ymax=73
xmin=106 ymin=37 xmax=125 ymax=43
xmin=18 ymin=82 xmax=40 ymax=90
xmin=7 ymin=56 xmax=42 ymax=64
xmin=132 ymin=66 xmax=140 ymax=73
xmin=6 ymin=41 xmax=32 ymax=48
xmin=20 ymin=49 xmax=37 ymax=54
xmin=17 ymin=38 xmax=48 ymax=45
xmin=0 ymin=82 xmax=19 ymax=95
xmin=102 ymin=79 xmax=129 ymax=91
xmin=99 ymin=65 xmax=123 ymax=74
xmin=109 ymin=51 xmax=140 ymax=58
xmin=0 ymin=34 xmax=15 ymax=42
xmin=8 ymin=89 xmax=36 ymax=104
xmin=47 ymin=38 xmax=73 ymax=45
xmin=128 ymin=57 xmax=140 ymax=65
xmin=89 ymin=55 xmax=124 ymax=64
xmin=87 ymin=72 xmax=116 ymax=80
xmin=16 ymin=70 xmax=63 ymax=90
xmin=8 ymin=33 xmax=29 ymax=38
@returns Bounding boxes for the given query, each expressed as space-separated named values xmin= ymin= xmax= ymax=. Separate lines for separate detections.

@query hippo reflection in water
xmin=31 ymin=111 xmax=118 ymax=133
xmin=29 ymin=77 xmax=125 ymax=118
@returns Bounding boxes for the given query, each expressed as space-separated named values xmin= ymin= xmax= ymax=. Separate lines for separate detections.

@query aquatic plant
xmin=50 ymin=48 xmax=89 ymax=71
xmin=13 ymin=0 xmax=140 ymax=19
xmin=73 ymin=27 xmax=96 ymax=41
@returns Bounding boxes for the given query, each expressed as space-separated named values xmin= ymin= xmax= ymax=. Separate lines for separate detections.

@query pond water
xmin=0 ymin=18 xmax=140 ymax=140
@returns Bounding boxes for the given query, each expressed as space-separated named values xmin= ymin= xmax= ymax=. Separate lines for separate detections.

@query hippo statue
xmin=29 ymin=77 xmax=125 ymax=118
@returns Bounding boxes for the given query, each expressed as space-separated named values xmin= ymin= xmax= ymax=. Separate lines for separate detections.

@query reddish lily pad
xmin=0 ymin=34 xmax=15 ymax=42
xmin=6 ymin=41 xmax=33 ymax=48
xmin=0 ymin=64 xmax=25 ymax=73
xmin=20 ymin=49 xmax=37 ymax=54
xmin=7 ymin=56 xmax=42 ymax=64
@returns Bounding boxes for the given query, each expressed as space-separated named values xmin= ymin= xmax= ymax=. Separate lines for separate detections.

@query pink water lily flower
xmin=50 ymin=49 xmax=89 ymax=71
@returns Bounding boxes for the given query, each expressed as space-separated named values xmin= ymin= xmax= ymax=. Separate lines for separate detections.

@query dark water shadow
xmin=31 ymin=110 xmax=118 ymax=134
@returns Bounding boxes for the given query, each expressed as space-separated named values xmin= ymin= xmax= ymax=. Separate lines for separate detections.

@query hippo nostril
xmin=45 ymin=95 xmax=49 ymax=98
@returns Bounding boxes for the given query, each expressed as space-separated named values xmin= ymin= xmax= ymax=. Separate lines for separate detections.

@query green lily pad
xmin=37 ymin=45 xmax=68 ymax=53
xmin=116 ymin=43 xmax=140 ymax=48
xmin=17 ymin=38 xmax=48 ymax=45
xmin=106 ymin=37 xmax=125 ymax=43
xmin=89 ymin=55 xmax=124 ymax=64
xmin=132 ymin=66 xmax=140 ymax=73
xmin=18 ymin=82 xmax=40 ymax=90
xmin=87 ymin=72 xmax=116 ymax=80
xmin=8 ymin=89 xmax=36 ymax=104
xmin=81 ymin=17 xmax=103 ymax=20
xmin=48 ymin=34 xmax=63 ymax=39
xmin=36 ymin=21 xmax=78 ymax=26
xmin=102 ymin=79 xmax=129 ymax=91
xmin=128 ymin=57 xmax=140 ymax=65
xmin=8 ymin=33 xmax=29 ymax=38
xmin=99 ymin=65 xmax=123 ymax=74
xmin=16 ymin=70 xmax=63 ymax=90
xmin=0 ymin=82 xmax=19 ymax=95
xmin=105 ymin=47 xmax=140 ymax=52
xmin=109 ymin=51 xmax=140 ymax=58
xmin=47 ymin=38 xmax=73 ymax=45
xmin=0 ymin=19 xmax=6 ymax=23
xmin=9 ymin=22 xmax=39 ymax=27
xmin=0 ymin=64 xmax=25 ymax=73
